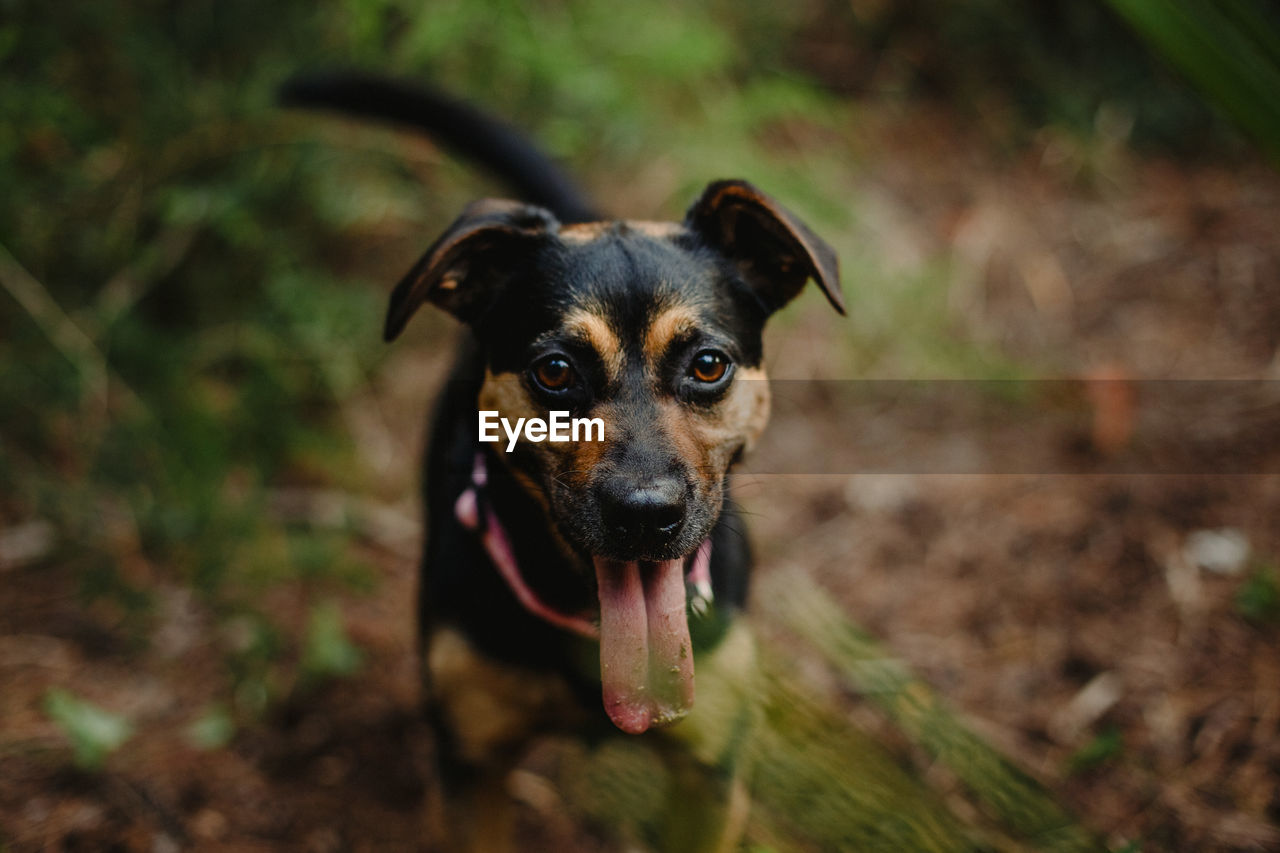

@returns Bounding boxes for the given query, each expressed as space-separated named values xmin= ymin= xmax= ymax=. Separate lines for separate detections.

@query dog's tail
xmin=278 ymin=71 xmax=600 ymax=224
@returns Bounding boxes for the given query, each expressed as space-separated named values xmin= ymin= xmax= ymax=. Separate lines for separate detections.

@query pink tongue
xmin=594 ymin=557 xmax=695 ymax=734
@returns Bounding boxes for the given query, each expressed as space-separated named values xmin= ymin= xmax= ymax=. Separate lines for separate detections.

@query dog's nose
xmin=596 ymin=476 xmax=686 ymax=552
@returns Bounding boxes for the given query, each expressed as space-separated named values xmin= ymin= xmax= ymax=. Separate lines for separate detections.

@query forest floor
xmin=2 ymin=105 xmax=1278 ymax=852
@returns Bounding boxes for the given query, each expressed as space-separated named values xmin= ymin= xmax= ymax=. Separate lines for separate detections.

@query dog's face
xmin=389 ymin=180 xmax=842 ymax=732
xmin=475 ymin=223 xmax=774 ymax=564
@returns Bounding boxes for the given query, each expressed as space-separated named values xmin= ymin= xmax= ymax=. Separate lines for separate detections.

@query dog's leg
xmin=423 ymin=626 xmax=583 ymax=851
xmin=425 ymin=752 xmax=519 ymax=853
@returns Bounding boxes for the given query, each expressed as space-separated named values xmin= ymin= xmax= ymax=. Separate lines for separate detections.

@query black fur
xmin=281 ymin=72 xmax=841 ymax=847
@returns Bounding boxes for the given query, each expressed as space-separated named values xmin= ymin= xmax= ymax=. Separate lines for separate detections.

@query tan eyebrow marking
xmin=558 ymin=221 xmax=611 ymax=243
xmin=625 ymin=221 xmax=686 ymax=239
xmin=563 ymin=309 xmax=624 ymax=378
xmin=558 ymin=220 xmax=688 ymax=244
xmin=643 ymin=305 xmax=701 ymax=364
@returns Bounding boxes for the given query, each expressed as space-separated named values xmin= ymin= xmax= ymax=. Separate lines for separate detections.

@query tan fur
xmin=562 ymin=423 xmax=610 ymax=491
xmin=643 ymin=305 xmax=701 ymax=363
xmin=563 ymin=308 xmax=625 ymax=380
xmin=478 ymin=369 xmax=558 ymax=500
xmin=624 ymin=220 xmax=687 ymax=240
xmin=478 ymin=369 xmax=540 ymax=425
xmin=476 ymin=370 xmax=589 ymax=467
xmin=426 ymin=628 xmax=583 ymax=766
xmin=659 ymin=402 xmax=705 ymax=469
xmin=558 ymin=220 xmax=687 ymax=244
xmin=558 ymin=221 xmax=611 ymax=243
xmin=476 ymin=369 xmax=584 ymax=560
xmin=712 ymin=366 xmax=771 ymax=455
xmin=655 ymin=366 xmax=771 ymax=493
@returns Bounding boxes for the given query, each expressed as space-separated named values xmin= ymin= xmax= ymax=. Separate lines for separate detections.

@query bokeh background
xmin=3 ymin=1 xmax=1279 ymax=850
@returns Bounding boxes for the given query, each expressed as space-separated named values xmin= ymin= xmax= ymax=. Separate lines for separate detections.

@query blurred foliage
xmin=763 ymin=570 xmax=1104 ymax=852
xmin=1104 ymin=0 xmax=1280 ymax=163
xmin=43 ymin=689 xmax=134 ymax=770
xmin=1 ymin=0 xmax=387 ymax=715
xmin=1066 ymin=726 xmax=1125 ymax=775
xmin=1 ymin=0 xmax=818 ymax=708
xmin=0 ymin=0 xmax=851 ymax=724
xmin=341 ymin=0 xmax=853 ymax=210
xmin=185 ymin=704 xmax=237 ymax=751
xmin=1235 ymin=565 xmax=1280 ymax=625
xmin=560 ymin=571 xmax=1106 ymax=850
xmin=0 ymin=0 xmax=1266 ymax=843
xmin=807 ymin=0 xmax=1269 ymax=156
xmin=300 ymin=599 xmax=364 ymax=681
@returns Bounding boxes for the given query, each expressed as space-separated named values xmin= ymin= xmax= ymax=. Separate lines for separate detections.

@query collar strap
xmin=455 ymin=452 xmax=599 ymax=639
xmin=454 ymin=452 xmax=713 ymax=639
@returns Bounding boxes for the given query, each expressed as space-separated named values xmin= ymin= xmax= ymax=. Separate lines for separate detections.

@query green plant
xmin=1067 ymin=726 xmax=1124 ymax=774
xmin=186 ymin=705 xmax=237 ymax=750
xmin=1236 ymin=565 xmax=1280 ymax=624
xmin=43 ymin=689 xmax=134 ymax=770
xmin=1104 ymin=0 xmax=1280 ymax=162
xmin=301 ymin=600 xmax=364 ymax=681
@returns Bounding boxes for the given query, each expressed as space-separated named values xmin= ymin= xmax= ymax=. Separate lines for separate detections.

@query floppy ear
xmin=685 ymin=179 xmax=844 ymax=316
xmin=384 ymin=199 xmax=558 ymax=340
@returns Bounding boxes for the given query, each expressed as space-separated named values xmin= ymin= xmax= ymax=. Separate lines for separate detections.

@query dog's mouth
xmin=459 ymin=451 xmax=712 ymax=734
xmin=593 ymin=552 xmax=698 ymax=734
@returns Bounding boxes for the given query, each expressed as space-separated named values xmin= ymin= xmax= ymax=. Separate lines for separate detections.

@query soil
xmin=2 ymin=107 xmax=1278 ymax=851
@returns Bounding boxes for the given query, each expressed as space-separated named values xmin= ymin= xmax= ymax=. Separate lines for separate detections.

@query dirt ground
xmin=2 ymin=108 xmax=1278 ymax=851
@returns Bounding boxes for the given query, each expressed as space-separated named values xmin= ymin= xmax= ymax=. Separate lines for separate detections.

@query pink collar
xmin=453 ymin=452 xmax=712 ymax=640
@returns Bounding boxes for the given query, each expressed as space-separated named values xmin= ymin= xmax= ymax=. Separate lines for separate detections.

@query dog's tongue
xmin=594 ymin=557 xmax=694 ymax=734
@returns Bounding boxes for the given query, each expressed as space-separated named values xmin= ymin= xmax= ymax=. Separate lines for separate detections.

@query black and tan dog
xmin=282 ymin=73 xmax=843 ymax=850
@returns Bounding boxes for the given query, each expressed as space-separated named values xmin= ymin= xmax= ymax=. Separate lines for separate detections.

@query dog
xmin=281 ymin=72 xmax=844 ymax=851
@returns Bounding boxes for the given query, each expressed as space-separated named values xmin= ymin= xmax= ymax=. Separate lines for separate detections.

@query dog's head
xmin=389 ymin=180 xmax=842 ymax=732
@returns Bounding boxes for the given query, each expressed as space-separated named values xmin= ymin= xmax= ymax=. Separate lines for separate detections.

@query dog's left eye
xmin=531 ymin=355 xmax=576 ymax=392
xmin=688 ymin=350 xmax=731 ymax=384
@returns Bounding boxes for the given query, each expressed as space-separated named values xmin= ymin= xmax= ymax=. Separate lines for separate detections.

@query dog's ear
xmin=685 ymin=179 xmax=844 ymax=316
xmin=384 ymin=199 xmax=558 ymax=340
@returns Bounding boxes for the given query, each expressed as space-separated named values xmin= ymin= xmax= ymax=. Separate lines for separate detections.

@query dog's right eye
xmin=689 ymin=350 xmax=730 ymax=384
xmin=531 ymin=355 xmax=575 ymax=392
